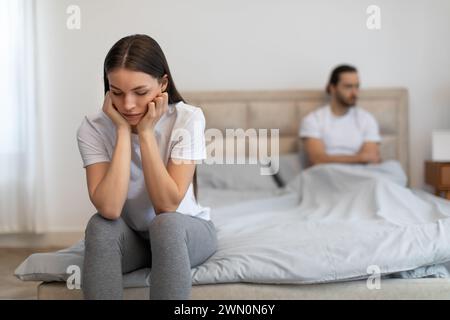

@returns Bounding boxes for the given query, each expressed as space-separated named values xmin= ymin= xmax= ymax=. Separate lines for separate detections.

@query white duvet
xmin=16 ymin=161 xmax=450 ymax=286
xmin=191 ymin=161 xmax=450 ymax=284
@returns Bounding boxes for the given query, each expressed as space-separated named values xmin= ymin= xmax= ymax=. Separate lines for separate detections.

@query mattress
xmin=38 ymin=278 xmax=450 ymax=300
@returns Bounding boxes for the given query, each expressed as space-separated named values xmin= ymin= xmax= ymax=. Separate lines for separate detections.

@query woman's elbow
xmin=155 ymin=205 xmax=179 ymax=215
xmin=155 ymin=199 xmax=182 ymax=215
xmin=308 ymin=154 xmax=324 ymax=166
xmin=153 ymin=189 xmax=185 ymax=214
xmin=97 ymin=206 xmax=121 ymax=220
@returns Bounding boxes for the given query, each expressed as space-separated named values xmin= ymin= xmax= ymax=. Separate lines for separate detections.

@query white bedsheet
xmin=191 ymin=161 xmax=450 ymax=284
xmin=197 ymin=188 xmax=291 ymax=209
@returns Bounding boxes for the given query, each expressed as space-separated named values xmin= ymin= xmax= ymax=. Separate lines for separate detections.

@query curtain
xmin=0 ymin=0 xmax=45 ymax=233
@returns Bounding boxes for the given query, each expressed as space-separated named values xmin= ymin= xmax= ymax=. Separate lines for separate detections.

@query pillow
xmin=272 ymin=153 xmax=306 ymax=187
xmin=197 ymin=153 xmax=307 ymax=190
xmin=15 ymin=240 xmax=85 ymax=282
xmin=197 ymin=161 xmax=279 ymax=190
xmin=14 ymin=240 xmax=150 ymax=288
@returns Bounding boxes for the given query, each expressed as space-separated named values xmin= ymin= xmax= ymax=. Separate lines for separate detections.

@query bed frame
xmin=38 ymin=88 xmax=450 ymax=299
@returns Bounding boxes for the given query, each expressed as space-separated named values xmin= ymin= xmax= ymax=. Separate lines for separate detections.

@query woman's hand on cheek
xmin=137 ymin=92 xmax=169 ymax=134
xmin=102 ymin=91 xmax=131 ymax=131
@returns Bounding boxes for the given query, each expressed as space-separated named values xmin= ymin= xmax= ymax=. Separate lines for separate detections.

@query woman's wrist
xmin=137 ymin=126 xmax=155 ymax=137
xmin=117 ymin=125 xmax=132 ymax=135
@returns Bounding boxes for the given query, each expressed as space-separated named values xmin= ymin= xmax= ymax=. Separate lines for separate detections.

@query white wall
xmin=35 ymin=0 xmax=450 ymax=231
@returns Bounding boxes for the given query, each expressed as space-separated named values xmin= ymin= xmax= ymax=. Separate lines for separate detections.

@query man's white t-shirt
xmin=76 ymin=101 xmax=210 ymax=233
xmin=299 ymin=105 xmax=381 ymax=155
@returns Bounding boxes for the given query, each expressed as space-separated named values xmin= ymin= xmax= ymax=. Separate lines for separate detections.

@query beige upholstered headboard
xmin=183 ymin=88 xmax=410 ymax=180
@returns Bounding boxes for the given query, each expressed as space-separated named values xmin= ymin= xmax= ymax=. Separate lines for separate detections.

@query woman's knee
xmin=149 ymin=212 xmax=185 ymax=240
xmin=85 ymin=212 xmax=124 ymax=243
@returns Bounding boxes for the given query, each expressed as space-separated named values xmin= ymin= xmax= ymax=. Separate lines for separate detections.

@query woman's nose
xmin=123 ymin=94 xmax=137 ymax=111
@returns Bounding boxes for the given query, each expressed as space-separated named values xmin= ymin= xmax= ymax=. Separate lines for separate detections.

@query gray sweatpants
xmin=82 ymin=212 xmax=218 ymax=300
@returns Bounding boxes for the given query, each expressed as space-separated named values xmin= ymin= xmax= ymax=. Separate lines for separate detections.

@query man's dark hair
xmin=326 ymin=64 xmax=358 ymax=94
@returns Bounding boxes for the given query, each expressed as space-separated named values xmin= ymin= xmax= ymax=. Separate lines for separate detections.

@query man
xmin=300 ymin=65 xmax=381 ymax=166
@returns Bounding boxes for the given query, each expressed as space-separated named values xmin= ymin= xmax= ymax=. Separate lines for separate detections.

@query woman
xmin=76 ymin=34 xmax=217 ymax=300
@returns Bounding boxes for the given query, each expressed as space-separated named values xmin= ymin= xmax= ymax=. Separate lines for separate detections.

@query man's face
xmin=330 ymin=72 xmax=360 ymax=108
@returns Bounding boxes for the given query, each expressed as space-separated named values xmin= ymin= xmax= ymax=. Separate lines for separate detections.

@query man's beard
xmin=336 ymin=93 xmax=357 ymax=108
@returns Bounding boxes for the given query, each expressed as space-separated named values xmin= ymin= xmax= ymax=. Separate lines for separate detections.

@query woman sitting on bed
xmin=76 ymin=34 xmax=217 ymax=300
xmin=300 ymin=65 xmax=382 ymax=166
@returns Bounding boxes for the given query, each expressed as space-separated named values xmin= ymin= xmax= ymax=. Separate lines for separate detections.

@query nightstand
xmin=425 ymin=161 xmax=450 ymax=200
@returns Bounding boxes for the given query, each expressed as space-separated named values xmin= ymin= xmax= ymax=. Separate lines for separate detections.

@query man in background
xmin=300 ymin=65 xmax=381 ymax=166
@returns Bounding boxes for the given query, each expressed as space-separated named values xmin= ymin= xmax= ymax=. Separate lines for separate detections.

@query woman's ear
xmin=160 ymin=74 xmax=169 ymax=93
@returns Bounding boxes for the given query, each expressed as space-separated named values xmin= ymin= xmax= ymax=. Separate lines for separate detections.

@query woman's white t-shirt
xmin=76 ymin=101 xmax=210 ymax=233
xmin=299 ymin=105 xmax=381 ymax=155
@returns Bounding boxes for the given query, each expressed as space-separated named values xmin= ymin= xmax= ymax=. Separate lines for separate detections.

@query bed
xmin=28 ymin=88 xmax=450 ymax=299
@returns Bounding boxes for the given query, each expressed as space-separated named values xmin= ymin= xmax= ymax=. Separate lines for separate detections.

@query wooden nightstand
xmin=425 ymin=161 xmax=450 ymax=200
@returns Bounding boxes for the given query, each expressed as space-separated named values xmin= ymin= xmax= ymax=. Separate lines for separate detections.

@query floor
xmin=0 ymin=232 xmax=83 ymax=300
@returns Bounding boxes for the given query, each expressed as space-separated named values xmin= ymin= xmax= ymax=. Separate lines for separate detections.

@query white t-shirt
xmin=299 ymin=105 xmax=381 ymax=155
xmin=76 ymin=101 xmax=210 ymax=233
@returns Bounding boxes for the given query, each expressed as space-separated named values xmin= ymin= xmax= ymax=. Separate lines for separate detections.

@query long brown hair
xmin=103 ymin=34 xmax=199 ymax=200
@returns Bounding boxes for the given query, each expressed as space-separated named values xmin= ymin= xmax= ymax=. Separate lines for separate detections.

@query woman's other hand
xmin=136 ymin=92 xmax=169 ymax=134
